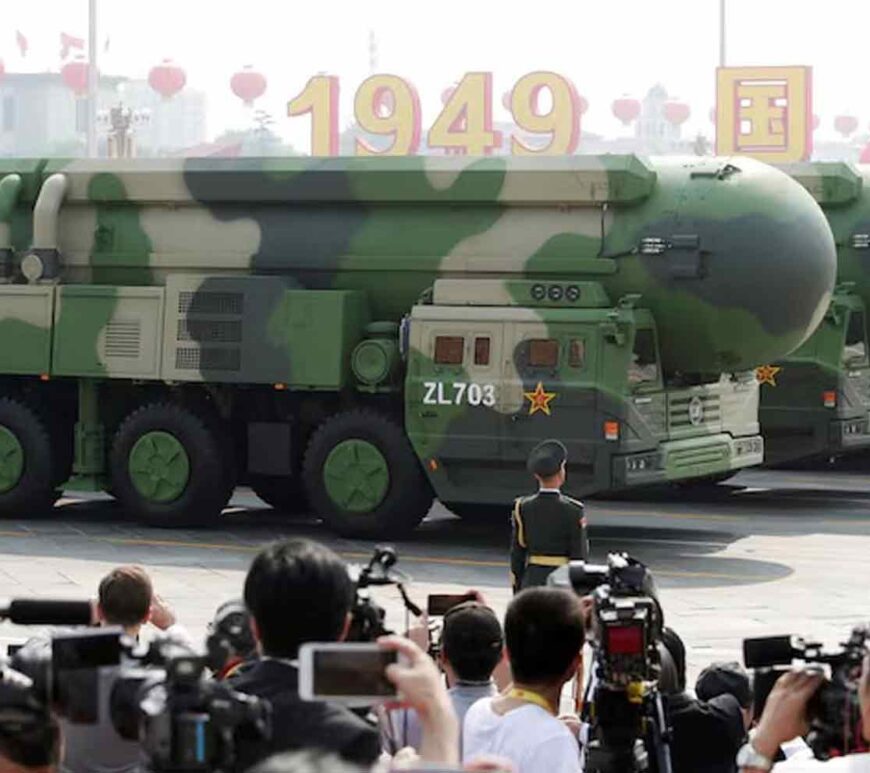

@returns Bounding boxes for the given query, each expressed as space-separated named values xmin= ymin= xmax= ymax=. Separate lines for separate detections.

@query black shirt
xmin=666 ymin=692 xmax=746 ymax=773
xmin=230 ymin=659 xmax=381 ymax=770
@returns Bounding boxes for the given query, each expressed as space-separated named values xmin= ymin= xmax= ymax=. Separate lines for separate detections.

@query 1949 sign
xmin=287 ymin=71 xmax=582 ymax=157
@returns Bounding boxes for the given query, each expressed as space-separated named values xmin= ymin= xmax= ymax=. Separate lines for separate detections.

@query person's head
xmin=0 ymin=668 xmax=61 ymax=773
xmin=244 ymin=539 xmax=354 ymax=659
xmin=439 ymin=602 xmax=503 ymax=683
xmin=504 ymin=588 xmax=584 ymax=687
xmin=660 ymin=627 xmax=686 ymax=693
xmin=696 ymin=661 xmax=753 ymax=730
xmin=249 ymin=750 xmax=364 ymax=773
xmin=97 ymin=565 xmax=153 ymax=632
xmin=527 ymin=439 xmax=567 ymax=488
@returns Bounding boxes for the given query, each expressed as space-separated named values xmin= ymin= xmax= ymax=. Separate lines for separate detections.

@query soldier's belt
xmin=527 ymin=555 xmax=569 ymax=567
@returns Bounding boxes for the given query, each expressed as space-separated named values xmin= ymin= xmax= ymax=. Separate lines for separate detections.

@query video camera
xmin=549 ymin=553 xmax=671 ymax=773
xmin=744 ymin=625 xmax=870 ymax=759
xmin=346 ymin=546 xmax=421 ymax=642
xmin=0 ymin=599 xmax=269 ymax=773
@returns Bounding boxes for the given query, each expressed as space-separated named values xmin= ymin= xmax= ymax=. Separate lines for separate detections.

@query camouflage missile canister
xmin=761 ymin=162 xmax=870 ymax=465
xmin=0 ymin=154 xmax=837 ymax=536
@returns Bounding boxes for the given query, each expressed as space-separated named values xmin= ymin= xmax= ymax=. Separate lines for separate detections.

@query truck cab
xmin=404 ymin=278 xmax=763 ymax=505
xmin=759 ymin=288 xmax=870 ymax=465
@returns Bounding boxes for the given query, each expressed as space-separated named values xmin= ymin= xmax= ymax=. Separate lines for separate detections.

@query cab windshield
xmin=628 ymin=328 xmax=660 ymax=387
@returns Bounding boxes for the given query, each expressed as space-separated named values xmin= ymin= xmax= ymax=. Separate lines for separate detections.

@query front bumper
xmin=611 ymin=432 xmax=764 ymax=488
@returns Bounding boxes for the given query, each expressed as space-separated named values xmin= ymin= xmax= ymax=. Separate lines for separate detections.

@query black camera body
xmin=13 ymin=630 xmax=269 ymax=773
xmin=744 ymin=626 xmax=869 ymax=759
xmin=550 ymin=553 xmax=663 ymax=687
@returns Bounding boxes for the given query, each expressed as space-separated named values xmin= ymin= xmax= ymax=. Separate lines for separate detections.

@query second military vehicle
xmin=758 ymin=163 xmax=870 ymax=467
xmin=0 ymin=154 xmax=835 ymax=536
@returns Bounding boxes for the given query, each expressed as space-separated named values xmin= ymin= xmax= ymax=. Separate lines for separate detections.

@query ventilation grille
xmin=177 ymin=319 xmax=242 ymax=343
xmin=175 ymin=347 xmax=241 ymax=372
xmin=178 ymin=291 xmax=243 ymax=315
xmin=104 ymin=319 xmax=141 ymax=359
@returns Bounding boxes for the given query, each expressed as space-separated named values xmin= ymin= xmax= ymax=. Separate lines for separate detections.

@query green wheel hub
xmin=322 ymin=439 xmax=389 ymax=513
xmin=128 ymin=431 xmax=190 ymax=504
xmin=0 ymin=426 xmax=24 ymax=493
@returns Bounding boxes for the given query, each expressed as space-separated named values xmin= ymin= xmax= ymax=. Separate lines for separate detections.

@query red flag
xmin=15 ymin=30 xmax=27 ymax=57
xmin=60 ymin=32 xmax=85 ymax=60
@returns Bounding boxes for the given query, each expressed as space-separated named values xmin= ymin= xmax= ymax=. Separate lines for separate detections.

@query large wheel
xmin=250 ymin=474 xmax=308 ymax=516
xmin=109 ymin=403 xmax=233 ymax=528
xmin=302 ymin=409 xmax=433 ymax=538
xmin=0 ymin=397 xmax=59 ymax=517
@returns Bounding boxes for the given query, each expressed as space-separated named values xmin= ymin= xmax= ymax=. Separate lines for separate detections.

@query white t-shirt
xmin=773 ymin=753 xmax=870 ymax=771
xmin=463 ymin=698 xmax=582 ymax=773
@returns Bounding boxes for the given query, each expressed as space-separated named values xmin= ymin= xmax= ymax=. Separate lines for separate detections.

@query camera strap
xmin=507 ymin=687 xmax=555 ymax=715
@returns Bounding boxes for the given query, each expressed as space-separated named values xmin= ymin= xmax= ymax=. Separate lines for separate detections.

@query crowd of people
xmin=0 ymin=534 xmax=866 ymax=773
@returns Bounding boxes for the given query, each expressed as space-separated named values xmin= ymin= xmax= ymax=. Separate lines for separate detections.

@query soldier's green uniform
xmin=510 ymin=440 xmax=589 ymax=593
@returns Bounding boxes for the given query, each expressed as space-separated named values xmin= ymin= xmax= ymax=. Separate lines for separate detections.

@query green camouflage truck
xmin=758 ymin=163 xmax=870 ymax=466
xmin=0 ymin=155 xmax=835 ymax=536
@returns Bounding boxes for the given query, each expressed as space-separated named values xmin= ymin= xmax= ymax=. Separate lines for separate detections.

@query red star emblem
xmin=756 ymin=365 xmax=782 ymax=387
xmin=523 ymin=382 xmax=556 ymax=416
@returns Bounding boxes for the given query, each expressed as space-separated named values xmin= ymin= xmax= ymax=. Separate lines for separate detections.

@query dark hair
xmin=244 ymin=539 xmax=354 ymax=658
xmin=696 ymin=662 xmax=752 ymax=709
xmin=0 ymin=667 xmax=61 ymax=768
xmin=504 ymin=588 xmax=584 ymax=684
xmin=98 ymin=566 xmax=153 ymax=627
xmin=441 ymin=602 xmax=503 ymax=682
xmin=250 ymin=750 xmax=363 ymax=773
xmin=660 ymin=627 xmax=686 ymax=692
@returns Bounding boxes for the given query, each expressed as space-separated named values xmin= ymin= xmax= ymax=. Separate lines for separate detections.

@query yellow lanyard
xmin=508 ymin=687 xmax=555 ymax=715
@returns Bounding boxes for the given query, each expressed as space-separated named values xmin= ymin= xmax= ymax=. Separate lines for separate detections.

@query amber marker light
xmin=604 ymin=421 xmax=619 ymax=441
xmin=822 ymin=390 xmax=837 ymax=408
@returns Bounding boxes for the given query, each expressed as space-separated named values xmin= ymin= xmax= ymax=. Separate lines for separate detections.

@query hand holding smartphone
xmin=298 ymin=642 xmax=399 ymax=705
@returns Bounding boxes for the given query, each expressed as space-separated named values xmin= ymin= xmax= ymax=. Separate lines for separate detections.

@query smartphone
xmin=298 ymin=642 xmax=398 ymax=704
xmin=427 ymin=593 xmax=475 ymax=617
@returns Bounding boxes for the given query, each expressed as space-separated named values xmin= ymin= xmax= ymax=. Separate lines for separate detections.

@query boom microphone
xmin=0 ymin=599 xmax=93 ymax=626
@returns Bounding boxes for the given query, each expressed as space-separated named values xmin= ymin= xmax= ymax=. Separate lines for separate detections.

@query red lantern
xmin=231 ymin=66 xmax=267 ymax=106
xmin=812 ymin=114 xmax=821 ymax=131
xmin=834 ymin=115 xmax=858 ymax=138
xmin=664 ymin=101 xmax=690 ymax=127
xmin=612 ymin=97 xmax=640 ymax=125
xmin=578 ymin=94 xmax=589 ymax=115
xmin=61 ymin=57 xmax=89 ymax=96
xmin=148 ymin=59 xmax=186 ymax=99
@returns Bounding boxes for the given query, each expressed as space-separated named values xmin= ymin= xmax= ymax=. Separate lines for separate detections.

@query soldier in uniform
xmin=510 ymin=439 xmax=589 ymax=593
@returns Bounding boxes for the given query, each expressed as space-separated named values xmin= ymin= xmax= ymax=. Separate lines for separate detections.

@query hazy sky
xmin=0 ymin=0 xmax=863 ymax=149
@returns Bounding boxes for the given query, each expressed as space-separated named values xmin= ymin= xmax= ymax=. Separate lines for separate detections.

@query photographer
xmin=61 ymin=566 xmax=186 ymax=773
xmin=463 ymin=587 xmax=584 ymax=773
xmin=661 ymin=630 xmax=749 ymax=773
xmin=232 ymin=538 xmax=380 ymax=770
xmin=384 ymin=600 xmax=504 ymax=752
xmin=0 ymin=668 xmax=61 ymax=773
xmin=738 ymin=654 xmax=870 ymax=771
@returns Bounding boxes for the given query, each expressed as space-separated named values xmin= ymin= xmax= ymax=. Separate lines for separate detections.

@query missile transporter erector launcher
xmin=761 ymin=163 xmax=870 ymax=466
xmin=0 ymin=155 xmax=835 ymax=536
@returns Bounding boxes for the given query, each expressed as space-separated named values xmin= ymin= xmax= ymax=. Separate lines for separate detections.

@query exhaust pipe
xmin=21 ymin=172 xmax=67 ymax=282
xmin=0 ymin=174 xmax=22 ymax=281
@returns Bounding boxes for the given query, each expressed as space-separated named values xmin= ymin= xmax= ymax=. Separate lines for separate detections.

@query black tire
xmin=109 ymin=403 xmax=233 ymax=528
xmin=302 ymin=409 xmax=433 ymax=538
xmin=250 ymin=475 xmax=308 ymax=516
xmin=0 ymin=397 xmax=59 ymax=517
xmin=444 ymin=501 xmax=513 ymax=524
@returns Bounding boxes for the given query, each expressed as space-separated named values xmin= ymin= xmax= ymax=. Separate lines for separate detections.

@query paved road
xmin=0 ymin=468 xmax=868 ymax=681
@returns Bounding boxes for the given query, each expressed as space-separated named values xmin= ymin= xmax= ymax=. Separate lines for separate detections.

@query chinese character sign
xmin=716 ymin=66 xmax=812 ymax=163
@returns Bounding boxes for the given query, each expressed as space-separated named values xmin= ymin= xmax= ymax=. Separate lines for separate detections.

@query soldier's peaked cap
xmin=527 ymin=439 xmax=567 ymax=477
